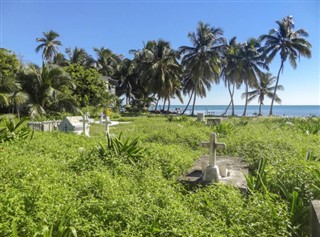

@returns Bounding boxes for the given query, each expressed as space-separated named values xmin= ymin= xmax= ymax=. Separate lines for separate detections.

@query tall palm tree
xmin=220 ymin=37 xmax=242 ymax=116
xmin=21 ymin=64 xmax=78 ymax=117
xmin=138 ymin=40 xmax=182 ymax=111
xmin=242 ymin=72 xmax=284 ymax=116
xmin=259 ymin=16 xmax=312 ymax=116
xmin=35 ymin=30 xmax=62 ymax=63
xmin=93 ymin=47 xmax=121 ymax=76
xmin=237 ymin=38 xmax=267 ymax=116
xmin=114 ymin=58 xmax=138 ymax=106
xmin=179 ymin=21 xmax=225 ymax=115
xmin=65 ymin=47 xmax=89 ymax=66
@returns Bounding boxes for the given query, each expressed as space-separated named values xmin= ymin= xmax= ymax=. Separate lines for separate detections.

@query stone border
xmin=311 ymin=200 xmax=320 ymax=237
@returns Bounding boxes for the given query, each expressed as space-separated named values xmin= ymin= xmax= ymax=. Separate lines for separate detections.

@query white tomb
xmin=58 ymin=115 xmax=90 ymax=136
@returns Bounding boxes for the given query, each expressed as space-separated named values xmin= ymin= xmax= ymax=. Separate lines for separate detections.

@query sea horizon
xmin=150 ymin=105 xmax=320 ymax=117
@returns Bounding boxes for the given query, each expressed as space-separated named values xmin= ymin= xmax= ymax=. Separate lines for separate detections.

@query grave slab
xmin=179 ymin=156 xmax=248 ymax=192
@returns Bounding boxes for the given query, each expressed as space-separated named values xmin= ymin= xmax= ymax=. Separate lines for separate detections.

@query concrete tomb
xmin=58 ymin=114 xmax=90 ymax=136
xmin=179 ymin=132 xmax=248 ymax=191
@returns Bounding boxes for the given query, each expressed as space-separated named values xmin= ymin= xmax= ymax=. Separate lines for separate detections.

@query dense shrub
xmin=0 ymin=116 xmax=319 ymax=236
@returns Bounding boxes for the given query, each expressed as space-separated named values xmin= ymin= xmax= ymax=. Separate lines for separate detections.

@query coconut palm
xmin=53 ymin=53 xmax=68 ymax=66
xmin=242 ymin=72 xmax=284 ymax=116
xmin=35 ymin=30 xmax=62 ymax=63
xmin=114 ymin=58 xmax=139 ymax=106
xmin=237 ymin=38 xmax=267 ymax=116
xmin=259 ymin=16 xmax=312 ymax=116
xmin=220 ymin=37 xmax=242 ymax=116
xmin=93 ymin=47 xmax=121 ymax=76
xmin=66 ymin=47 xmax=89 ymax=66
xmin=21 ymin=64 xmax=78 ymax=117
xmin=180 ymin=21 xmax=225 ymax=115
xmin=0 ymin=75 xmax=28 ymax=116
xmin=138 ymin=40 xmax=182 ymax=111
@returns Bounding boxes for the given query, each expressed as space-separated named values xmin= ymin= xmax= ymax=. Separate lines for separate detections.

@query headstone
xmin=197 ymin=113 xmax=205 ymax=122
xmin=201 ymin=133 xmax=226 ymax=182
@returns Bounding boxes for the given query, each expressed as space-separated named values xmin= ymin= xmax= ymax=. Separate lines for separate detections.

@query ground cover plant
xmin=0 ymin=116 xmax=319 ymax=236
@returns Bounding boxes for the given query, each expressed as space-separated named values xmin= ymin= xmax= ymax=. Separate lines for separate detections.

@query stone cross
xmin=105 ymin=116 xmax=112 ymax=135
xmin=201 ymin=133 xmax=226 ymax=167
xmin=82 ymin=113 xmax=90 ymax=136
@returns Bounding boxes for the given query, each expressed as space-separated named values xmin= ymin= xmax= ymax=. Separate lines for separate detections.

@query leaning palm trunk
xmin=222 ymin=101 xmax=231 ymax=116
xmin=242 ymin=80 xmax=249 ymax=116
xmin=231 ymin=81 xmax=235 ymax=116
xmin=222 ymin=80 xmax=235 ymax=116
xmin=269 ymin=60 xmax=284 ymax=116
xmin=181 ymin=89 xmax=194 ymax=115
xmin=162 ymin=98 xmax=166 ymax=111
xmin=191 ymin=91 xmax=197 ymax=116
xmin=154 ymin=97 xmax=159 ymax=111
xmin=167 ymin=98 xmax=171 ymax=111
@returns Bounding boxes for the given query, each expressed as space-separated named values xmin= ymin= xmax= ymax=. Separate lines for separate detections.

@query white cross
xmin=201 ymin=133 xmax=226 ymax=167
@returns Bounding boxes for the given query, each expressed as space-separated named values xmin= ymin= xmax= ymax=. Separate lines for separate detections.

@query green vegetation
xmin=1 ymin=116 xmax=319 ymax=236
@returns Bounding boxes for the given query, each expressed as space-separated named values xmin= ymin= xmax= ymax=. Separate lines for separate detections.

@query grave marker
xmin=201 ymin=133 xmax=226 ymax=182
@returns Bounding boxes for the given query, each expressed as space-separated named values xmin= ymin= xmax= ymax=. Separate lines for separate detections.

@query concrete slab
xmin=179 ymin=156 xmax=248 ymax=192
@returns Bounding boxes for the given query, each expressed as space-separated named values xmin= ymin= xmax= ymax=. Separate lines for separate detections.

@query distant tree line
xmin=0 ymin=16 xmax=311 ymax=118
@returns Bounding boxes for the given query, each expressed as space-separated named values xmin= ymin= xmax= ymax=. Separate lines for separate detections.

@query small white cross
xmin=201 ymin=133 xmax=226 ymax=167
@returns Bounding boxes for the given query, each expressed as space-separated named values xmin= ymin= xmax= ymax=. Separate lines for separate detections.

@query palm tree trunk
xmin=231 ymin=81 xmax=235 ymax=116
xmin=126 ymin=87 xmax=131 ymax=105
xmin=242 ymin=79 xmax=249 ymax=116
xmin=162 ymin=98 xmax=166 ymax=111
xmin=269 ymin=60 xmax=284 ymax=116
xmin=167 ymin=98 xmax=171 ymax=111
xmin=191 ymin=91 xmax=197 ymax=116
xmin=222 ymin=101 xmax=231 ymax=116
xmin=259 ymin=103 xmax=262 ymax=116
xmin=155 ymin=97 xmax=159 ymax=111
xmin=181 ymin=89 xmax=194 ymax=115
xmin=222 ymin=79 xmax=233 ymax=116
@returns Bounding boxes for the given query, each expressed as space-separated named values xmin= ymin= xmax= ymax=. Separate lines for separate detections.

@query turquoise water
xmin=150 ymin=105 xmax=320 ymax=117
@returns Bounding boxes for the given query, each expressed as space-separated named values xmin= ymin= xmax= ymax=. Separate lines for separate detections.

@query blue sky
xmin=1 ymin=0 xmax=319 ymax=105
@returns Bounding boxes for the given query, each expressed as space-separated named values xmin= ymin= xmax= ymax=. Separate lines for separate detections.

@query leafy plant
xmin=97 ymin=133 xmax=145 ymax=165
xmin=245 ymin=158 xmax=268 ymax=194
xmin=0 ymin=117 xmax=33 ymax=143
xmin=212 ymin=122 xmax=235 ymax=135
xmin=296 ymin=117 xmax=320 ymax=134
xmin=276 ymin=180 xmax=310 ymax=236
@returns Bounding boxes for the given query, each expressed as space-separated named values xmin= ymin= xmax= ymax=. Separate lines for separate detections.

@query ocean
xmin=150 ymin=105 xmax=320 ymax=117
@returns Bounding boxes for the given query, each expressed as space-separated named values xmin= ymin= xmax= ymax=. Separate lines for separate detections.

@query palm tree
xmin=93 ymin=47 xmax=121 ymax=76
xmin=179 ymin=21 xmax=225 ymax=115
xmin=0 ymin=75 xmax=28 ymax=115
xmin=242 ymin=72 xmax=284 ymax=116
xmin=21 ymin=64 xmax=78 ymax=117
xmin=138 ymin=40 xmax=182 ymax=111
xmin=35 ymin=30 xmax=62 ymax=63
xmin=66 ymin=47 xmax=89 ymax=66
xmin=237 ymin=38 xmax=267 ymax=116
xmin=115 ymin=58 xmax=140 ymax=106
xmin=53 ymin=53 xmax=68 ymax=66
xmin=259 ymin=16 xmax=312 ymax=116
xmin=220 ymin=37 xmax=242 ymax=116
